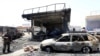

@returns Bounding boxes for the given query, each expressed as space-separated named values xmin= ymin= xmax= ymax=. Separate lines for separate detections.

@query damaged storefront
xmin=22 ymin=3 xmax=71 ymax=40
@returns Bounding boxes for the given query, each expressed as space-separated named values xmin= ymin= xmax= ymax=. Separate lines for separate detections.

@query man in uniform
xmin=2 ymin=29 xmax=12 ymax=54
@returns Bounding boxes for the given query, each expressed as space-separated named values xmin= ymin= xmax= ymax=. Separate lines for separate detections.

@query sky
xmin=0 ymin=0 xmax=100 ymax=27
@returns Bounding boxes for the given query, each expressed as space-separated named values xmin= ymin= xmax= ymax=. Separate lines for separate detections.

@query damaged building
xmin=22 ymin=3 xmax=71 ymax=40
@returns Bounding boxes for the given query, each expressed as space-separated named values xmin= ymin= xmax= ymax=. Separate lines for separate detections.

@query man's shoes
xmin=8 ymin=51 xmax=13 ymax=53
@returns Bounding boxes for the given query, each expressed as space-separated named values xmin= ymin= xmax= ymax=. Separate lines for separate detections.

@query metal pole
xmin=32 ymin=8 xmax=34 ymax=13
xmin=31 ymin=18 xmax=35 ymax=40
xmin=38 ymin=7 xmax=40 ymax=13
xmin=63 ymin=3 xmax=66 ymax=9
xmin=55 ymin=4 xmax=56 ymax=12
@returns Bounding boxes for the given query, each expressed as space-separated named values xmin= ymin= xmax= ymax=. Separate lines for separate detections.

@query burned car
xmin=40 ymin=33 xmax=99 ymax=53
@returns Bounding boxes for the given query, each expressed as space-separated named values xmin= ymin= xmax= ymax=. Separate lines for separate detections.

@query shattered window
xmin=58 ymin=36 xmax=70 ymax=42
xmin=82 ymin=35 xmax=88 ymax=41
xmin=72 ymin=35 xmax=84 ymax=41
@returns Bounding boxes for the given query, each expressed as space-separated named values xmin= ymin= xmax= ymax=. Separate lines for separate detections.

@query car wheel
xmin=44 ymin=46 xmax=53 ymax=52
xmin=81 ymin=46 xmax=92 ymax=53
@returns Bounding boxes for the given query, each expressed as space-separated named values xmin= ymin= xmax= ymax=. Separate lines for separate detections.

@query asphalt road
xmin=0 ymin=32 xmax=100 ymax=56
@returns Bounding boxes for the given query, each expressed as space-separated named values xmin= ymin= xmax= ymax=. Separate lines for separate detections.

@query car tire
xmin=81 ymin=46 xmax=92 ymax=53
xmin=44 ymin=46 xmax=53 ymax=52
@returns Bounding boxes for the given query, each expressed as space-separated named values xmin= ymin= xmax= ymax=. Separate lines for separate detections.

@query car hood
xmin=40 ymin=39 xmax=55 ymax=46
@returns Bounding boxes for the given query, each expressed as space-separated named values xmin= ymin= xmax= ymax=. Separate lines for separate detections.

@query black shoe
xmin=8 ymin=51 xmax=13 ymax=53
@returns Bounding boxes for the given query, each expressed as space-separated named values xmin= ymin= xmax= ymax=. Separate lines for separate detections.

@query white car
xmin=40 ymin=33 xmax=99 ymax=53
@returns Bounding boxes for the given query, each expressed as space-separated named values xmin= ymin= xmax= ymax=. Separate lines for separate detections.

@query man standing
xmin=2 ymin=29 xmax=12 ymax=54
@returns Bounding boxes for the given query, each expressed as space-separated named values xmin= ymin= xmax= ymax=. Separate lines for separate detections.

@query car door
xmin=54 ymin=35 xmax=72 ymax=51
xmin=71 ymin=35 xmax=85 ymax=51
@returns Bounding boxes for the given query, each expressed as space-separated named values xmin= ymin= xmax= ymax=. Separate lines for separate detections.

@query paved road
xmin=0 ymin=32 xmax=100 ymax=56
xmin=1 ymin=48 xmax=100 ymax=56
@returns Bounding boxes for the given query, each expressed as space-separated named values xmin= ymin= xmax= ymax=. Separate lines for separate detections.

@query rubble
xmin=23 ymin=45 xmax=39 ymax=52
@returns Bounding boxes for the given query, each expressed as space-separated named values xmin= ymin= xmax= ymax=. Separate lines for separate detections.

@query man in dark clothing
xmin=2 ymin=30 xmax=12 ymax=54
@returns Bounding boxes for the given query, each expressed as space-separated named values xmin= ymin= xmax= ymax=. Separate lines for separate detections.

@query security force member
xmin=2 ymin=30 xmax=12 ymax=54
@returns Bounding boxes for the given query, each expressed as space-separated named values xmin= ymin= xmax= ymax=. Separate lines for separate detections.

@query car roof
xmin=62 ymin=33 xmax=88 ymax=36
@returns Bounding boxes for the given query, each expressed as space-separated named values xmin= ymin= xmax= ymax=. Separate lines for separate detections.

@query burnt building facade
xmin=22 ymin=3 xmax=71 ymax=40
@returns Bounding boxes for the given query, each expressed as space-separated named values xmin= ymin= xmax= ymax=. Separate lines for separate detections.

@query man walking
xmin=2 ymin=29 xmax=12 ymax=54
